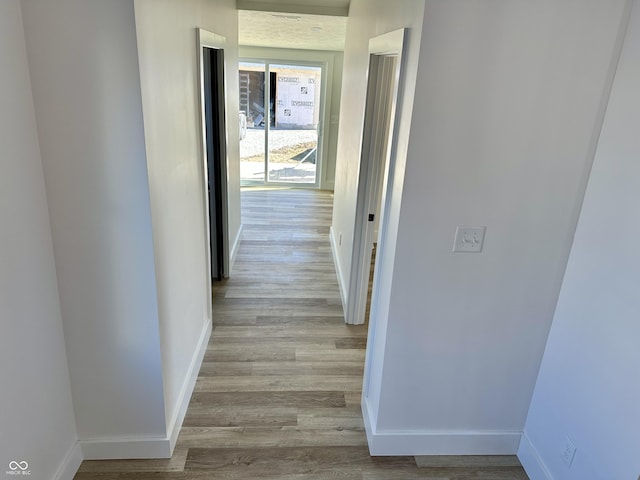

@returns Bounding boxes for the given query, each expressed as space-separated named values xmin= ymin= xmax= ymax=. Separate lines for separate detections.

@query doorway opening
xmin=203 ymin=45 xmax=227 ymax=281
xmin=345 ymin=29 xmax=406 ymax=408
xmin=347 ymin=29 xmax=406 ymax=333
xmin=197 ymin=28 xmax=231 ymax=321
xmin=239 ymin=60 xmax=325 ymax=187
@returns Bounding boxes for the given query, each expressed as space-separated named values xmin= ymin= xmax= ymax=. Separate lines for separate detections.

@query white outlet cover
xmin=453 ymin=226 xmax=486 ymax=253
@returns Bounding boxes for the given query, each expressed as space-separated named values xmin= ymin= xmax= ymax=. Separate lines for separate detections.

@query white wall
xmin=337 ymin=0 xmax=631 ymax=454
xmin=0 ymin=1 xmax=80 ymax=478
xmin=238 ymin=46 xmax=343 ymax=190
xmin=520 ymin=2 xmax=640 ymax=478
xmin=133 ymin=0 xmax=239 ymax=448
xmin=21 ymin=0 xmax=168 ymax=458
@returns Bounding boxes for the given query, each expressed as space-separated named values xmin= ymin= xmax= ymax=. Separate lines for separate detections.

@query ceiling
xmin=237 ymin=0 xmax=350 ymax=17
xmin=238 ymin=9 xmax=347 ymax=51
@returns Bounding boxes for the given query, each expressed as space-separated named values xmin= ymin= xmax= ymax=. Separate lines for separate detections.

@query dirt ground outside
xmin=240 ymin=128 xmax=318 ymax=183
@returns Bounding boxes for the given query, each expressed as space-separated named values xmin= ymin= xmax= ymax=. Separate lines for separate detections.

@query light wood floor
xmin=74 ymin=188 xmax=528 ymax=479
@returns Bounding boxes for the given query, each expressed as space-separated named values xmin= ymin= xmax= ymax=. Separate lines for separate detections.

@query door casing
xmin=346 ymin=29 xmax=406 ymax=328
xmin=197 ymin=28 xmax=231 ymax=320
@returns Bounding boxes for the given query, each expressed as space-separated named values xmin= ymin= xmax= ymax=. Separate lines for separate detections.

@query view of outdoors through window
xmin=239 ymin=62 xmax=322 ymax=185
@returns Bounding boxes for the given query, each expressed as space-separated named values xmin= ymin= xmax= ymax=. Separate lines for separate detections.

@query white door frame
xmin=345 ymin=29 xmax=406 ymax=327
xmin=197 ymin=28 xmax=231 ymax=321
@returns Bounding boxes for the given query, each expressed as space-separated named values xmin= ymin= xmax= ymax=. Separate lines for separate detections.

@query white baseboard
xmin=518 ymin=431 xmax=553 ymax=480
xmin=229 ymin=223 xmax=243 ymax=274
xmin=329 ymin=226 xmax=347 ymax=314
xmin=362 ymin=394 xmax=377 ymax=451
xmin=80 ymin=436 xmax=171 ymax=459
xmin=53 ymin=442 xmax=83 ymax=480
xmin=362 ymin=396 xmax=521 ymax=456
xmin=166 ymin=318 xmax=212 ymax=452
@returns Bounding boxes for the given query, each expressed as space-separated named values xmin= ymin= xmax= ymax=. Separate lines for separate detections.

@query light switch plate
xmin=453 ymin=226 xmax=486 ymax=253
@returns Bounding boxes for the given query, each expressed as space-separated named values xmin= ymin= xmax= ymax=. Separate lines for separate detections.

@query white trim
xmin=517 ymin=432 xmax=554 ymax=480
xmin=166 ymin=319 xmax=212 ymax=452
xmin=198 ymin=29 xmax=226 ymax=49
xmin=79 ymin=437 xmax=171 ymax=460
xmin=362 ymin=397 xmax=521 ymax=456
xmin=197 ymin=27 xmax=231 ymax=325
xmin=346 ymin=29 xmax=406 ymax=326
xmin=229 ymin=223 xmax=244 ymax=274
xmin=329 ymin=226 xmax=348 ymax=315
xmin=53 ymin=442 xmax=83 ymax=480
xmin=362 ymin=394 xmax=378 ymax=448
xmin=369 ymin=28 xmax=406 ymax=56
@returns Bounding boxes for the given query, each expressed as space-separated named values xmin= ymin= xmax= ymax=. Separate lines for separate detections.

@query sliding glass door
xmin=239 ymin=61 xmax=324 ymax=186
xmin=239 ymin=62 xmax=267 ymax=183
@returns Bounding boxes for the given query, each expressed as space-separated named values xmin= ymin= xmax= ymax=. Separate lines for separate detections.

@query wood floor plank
xmin=296 ymin=411 xmax=365 ymax=431
xmin=197 ymin=362 xmax=252 ymax=377
xmin=75 ymin=474 xmax=361 ymax=480
xmin=213 ymin=305 xmax=345 ymax=316
xmin=250 ymin=361 xmax=364 ymax=376
xmin=221 ymin=288 xmax=342 ymax=300
xmin=362 ymin=467 xmax=529 ymax=480
xmin=177 ymin=426 xmax=369 ymax=448
xmin=189 ymin=391 xmax=347 ymax=408
xmin=255 ymin=315 xmax=346 ymax=326
xmin=211 ymin=325 xmax=367 ymax=338
xmin=185 ymin=446 xmax=372 ymax=474
xmin=183 ymin=407 xmax=298 ymax=427
xmin=194 ymin=375 xmax=363 ymax=393
xmin=415 ymin=456 xmax=523 ymax=468
xmin=74 ymin=474 xmax=212 ymax=479
xmin=203 ymin=345 xmax=296 ymax=362
xmin=296 ymin=348 xmax=366 ymax=363
xmin=344 ymin=392 xmax=363 ymax=408
xmin=209 ymin=336 xmax=337 ymax=347
xmin=335 ymin=338 xmax=368 ymax=349
xmin=213 ymin=297 xmax=335 ymax=307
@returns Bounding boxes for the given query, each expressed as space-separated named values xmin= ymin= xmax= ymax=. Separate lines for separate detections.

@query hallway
xmin=74 ymin=188 xmax=527 ymax=479
xmin=189 ymin=187 xmax=369 ymax=455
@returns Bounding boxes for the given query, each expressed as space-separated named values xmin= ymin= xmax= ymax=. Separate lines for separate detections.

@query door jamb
xmin=197 ymin=28 xmax=230 ymax=321
xmin=345 ymin=29 xmax=406 ymax=328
